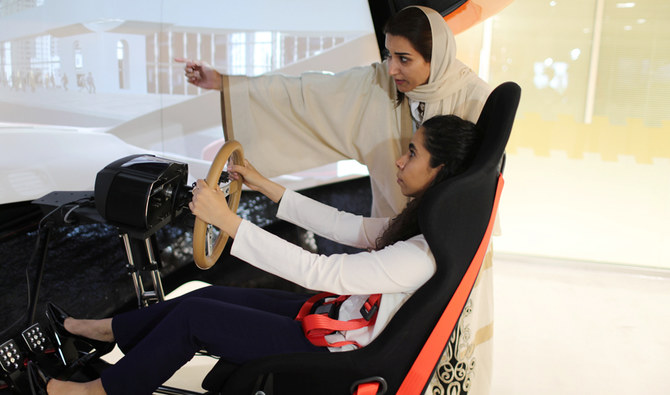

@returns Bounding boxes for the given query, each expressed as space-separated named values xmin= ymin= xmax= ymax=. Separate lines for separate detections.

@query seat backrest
xmin=211 ymin=82 xmax=521 ymax=395
xmin=398 ymin=81 xmax=520 ymax=393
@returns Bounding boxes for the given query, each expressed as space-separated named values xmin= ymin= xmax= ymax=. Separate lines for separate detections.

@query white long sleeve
xmin=276 ymin=189 xmax=389 ymax=250
xmin=230 ymin=218 xmax=434 ymax=296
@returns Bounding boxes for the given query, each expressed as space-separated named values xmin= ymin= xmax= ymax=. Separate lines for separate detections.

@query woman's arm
xmin=278 ymin=190 xmax=388 ymax=250
xmin=223 ymin=65 xmax=390 ymax=179
xmin=227 ymin=159 xmax=389 ymax=249
xmin=190 ymin=159 xmax=386 ymax=249
xmin=231 ymin=220 xmax=435 ymax=295
xmin=228 ymin=160 xmax=285 ymax=203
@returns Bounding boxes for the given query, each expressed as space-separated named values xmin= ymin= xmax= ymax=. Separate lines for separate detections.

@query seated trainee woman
xmin=45 ymin=114 xmax=482 ymax=395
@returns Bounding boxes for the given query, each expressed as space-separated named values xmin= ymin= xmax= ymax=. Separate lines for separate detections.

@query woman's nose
xmin=396 ymin=155 xmax=406 ymax=169
xmin=388 ymin=58 xmax=398 ymax=76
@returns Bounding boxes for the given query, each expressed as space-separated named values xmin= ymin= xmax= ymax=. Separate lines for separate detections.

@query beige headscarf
xmin=404 ymin=6 xmax=480 ymax=121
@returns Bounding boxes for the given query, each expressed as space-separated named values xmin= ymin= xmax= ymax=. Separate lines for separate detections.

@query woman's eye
xmin=400 ymin=56 xmax=408 ymax=63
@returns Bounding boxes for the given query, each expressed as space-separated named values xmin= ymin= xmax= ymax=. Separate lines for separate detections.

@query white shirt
xmin=409 ymin=99 xmax=424 ymax=126
xmin=230 ymin=189 xmax=436 ymax=350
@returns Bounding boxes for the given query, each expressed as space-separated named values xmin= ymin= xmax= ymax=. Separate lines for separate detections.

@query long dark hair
xmin=375 ymin=115 xmax=481 ymax=250
xmin=383 ymin=7 xmax=432 ymax=105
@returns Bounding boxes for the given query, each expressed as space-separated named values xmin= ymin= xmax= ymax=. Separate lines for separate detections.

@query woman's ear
xmin=434 ymin=163 xmax=446 ymax=176
xmin=431 ymin=163 xmax=447 ymax=186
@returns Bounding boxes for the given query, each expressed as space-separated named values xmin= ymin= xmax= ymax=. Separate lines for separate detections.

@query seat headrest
xmin=418 ymin=81 xmax=521 ymax=270
xmin=470 ymin=81 xmax=522 ymax=175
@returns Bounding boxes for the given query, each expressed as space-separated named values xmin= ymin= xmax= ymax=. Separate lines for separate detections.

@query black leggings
xmin=100 ymin=286 xmax=327 ymax=395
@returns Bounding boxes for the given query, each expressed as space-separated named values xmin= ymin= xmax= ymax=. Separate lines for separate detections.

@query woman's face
xmin=396 ymin=126 xmax=442 ymax=197
xmin=385 ymin=33 xmax=431 ymax=93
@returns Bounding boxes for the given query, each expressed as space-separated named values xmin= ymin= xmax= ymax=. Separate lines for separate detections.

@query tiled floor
xmin=103 ymin=255 xmax=670 ymax=394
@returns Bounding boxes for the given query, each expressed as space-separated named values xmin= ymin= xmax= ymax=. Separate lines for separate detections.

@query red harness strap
xmin=296 ymin=293 xmax=382 ymax=348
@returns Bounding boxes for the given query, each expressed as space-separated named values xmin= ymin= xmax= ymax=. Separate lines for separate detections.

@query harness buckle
xmin=311 ymin=296 xmax=341 ymax=319
xmin=359 ymin=303 xmax=378 ymax=321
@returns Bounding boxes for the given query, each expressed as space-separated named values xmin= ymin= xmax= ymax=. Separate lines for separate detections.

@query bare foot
xmin=63 ymin=318 xmax=114 ymax=343
xmin=47 ymin=378 xmax=106 ymax=395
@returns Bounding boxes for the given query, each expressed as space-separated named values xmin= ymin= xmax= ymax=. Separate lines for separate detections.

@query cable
xmin=37 ymin=196 xmax=94 ymax=230
xmin=63 ymin=204 xmax=81 ymax=224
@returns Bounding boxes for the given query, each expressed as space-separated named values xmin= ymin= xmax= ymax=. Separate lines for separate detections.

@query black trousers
xmin=100 ymin=286 xmax=327 ymax=395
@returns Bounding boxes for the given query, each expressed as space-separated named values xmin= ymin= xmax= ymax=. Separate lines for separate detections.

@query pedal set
xmin=21 ymin=324 xmax=54 ymax=355
xmin=0 ymin=339 xmax=24 ymax=375
xmin=0 ymin=322 xmax=65 ymax=394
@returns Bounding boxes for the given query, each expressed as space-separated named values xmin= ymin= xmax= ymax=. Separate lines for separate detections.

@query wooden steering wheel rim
xmin=193 ymin=140 xmax=244 ymax=269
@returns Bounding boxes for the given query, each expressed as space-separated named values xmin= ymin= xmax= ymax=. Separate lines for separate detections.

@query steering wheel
xmin=193 ymin=140 xmax=244 ymax=269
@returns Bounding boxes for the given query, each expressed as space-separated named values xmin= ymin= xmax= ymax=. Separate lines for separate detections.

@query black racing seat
xmin=194 ymin=81 xmax=521 ymax=395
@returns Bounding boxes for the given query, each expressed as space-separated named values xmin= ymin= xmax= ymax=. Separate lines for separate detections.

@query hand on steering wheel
xmin=192 ymin=140 xmax=244 ymax=269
